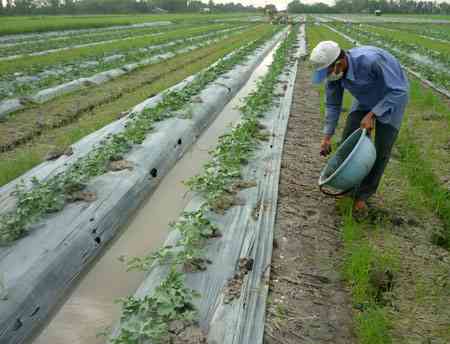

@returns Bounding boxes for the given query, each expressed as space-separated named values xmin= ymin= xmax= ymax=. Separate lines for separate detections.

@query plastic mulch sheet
xmin=109 ymin=25 xmax=307 ymax=344
xmin=0 ymin=31 xmax=287 ymax=344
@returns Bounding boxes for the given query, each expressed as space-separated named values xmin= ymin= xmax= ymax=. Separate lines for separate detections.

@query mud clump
xmin=45 ymin=146 xmax=73 ymax=160
xmin=223 ymin=257 xmax=254 ymax=304
xmin=252 ymin=199 xmax=262 ymax=220
xmin=210 ymin=194 xmax=245 ymax=214
xmin=183 ymin=257 xmax=212 ymax=273
xmin=108 ymin=159 xmax=134 ymax=172
xmin=168 ymin=320 xmax=207 ymax=344
xmin=66 ymin=190 xmax=97 ymax=203
xmin=228 ymin=179 xmax=257 ymax=192
xmin=369 ymin=266 xmax=395 ymax=304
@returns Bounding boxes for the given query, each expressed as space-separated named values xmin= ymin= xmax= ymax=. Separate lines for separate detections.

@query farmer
xmin=309 ymin=41 xmax=409 ymax=212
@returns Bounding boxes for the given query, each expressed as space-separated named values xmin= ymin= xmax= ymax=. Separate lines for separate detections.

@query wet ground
xmin=31 ymin=41 xmax=280 ymax=344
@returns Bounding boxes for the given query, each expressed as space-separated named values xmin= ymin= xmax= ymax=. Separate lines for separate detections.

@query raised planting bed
xmin=329 ymin=22 xmax=450 ymax=93
xmin=0 ymin=26 xmax=277 ymax=189
xmin=106 ymin=24 xmax=306 ymax=344
xmin=375 ymin=23 xmax=450 ymax=42
xmin=0 ymin=22 xmax=180 ymax=60
xmin=0 ymin=13 xmax=251 ymax=37
xmin=319 ymin=23 xmax=450 ymax=99
xmin=0 ymin=23 xmax=244 ymax=103
xmin=0 ymin=25 xmax=250 ymax=119
xmin=0 ymin=20 xmax=174 ymax=44
xmin=0 ymin=27 xmax=287 ymax=344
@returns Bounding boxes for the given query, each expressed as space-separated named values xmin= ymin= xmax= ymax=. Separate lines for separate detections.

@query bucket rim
xmin=318 ymin=128 xmax=368 ymax=187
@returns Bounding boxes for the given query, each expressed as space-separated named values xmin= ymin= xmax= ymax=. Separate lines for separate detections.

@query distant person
xmin=309 ymin=41 xmax=409 ymax=213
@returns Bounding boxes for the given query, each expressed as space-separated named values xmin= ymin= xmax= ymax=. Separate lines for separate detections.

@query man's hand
xmin=360 ymin=112 xmax=375 ymax=132
xmin=320 ymin=135 xmax=332 ymax=156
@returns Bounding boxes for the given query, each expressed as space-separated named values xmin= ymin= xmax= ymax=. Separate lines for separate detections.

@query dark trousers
xmin=341 ymin=110 xmax=399 ymax=201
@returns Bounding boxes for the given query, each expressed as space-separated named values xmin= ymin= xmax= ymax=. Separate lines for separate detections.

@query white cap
xmin=309 ymin=41 xmax=341 ymax=84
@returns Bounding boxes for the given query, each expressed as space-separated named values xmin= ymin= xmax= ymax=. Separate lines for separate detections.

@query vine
xmin=111 ymin=268 xmax=199 ymax=344
xmin=0 ymin=26 xmax=280 ymax=244
xmin=110 ymin=25 xmax=300 ymax=344
xmin=123 ymin=209 xmax=219 ymax=272
xmin=186 ymin=25 xmax=299 ymax=211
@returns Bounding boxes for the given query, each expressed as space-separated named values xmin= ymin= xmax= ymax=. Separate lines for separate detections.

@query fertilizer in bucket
xmin=319 ymin=128 xmax=376 ymax=196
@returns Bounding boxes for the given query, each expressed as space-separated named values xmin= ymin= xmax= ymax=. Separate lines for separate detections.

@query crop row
xmin=0 ymin=25 xmax=282 ymax=245
xmin=375 ymin=23 xmax=450 ymax=42
xmin=0 ymin=25 xmax=276 ymax=189
xmin=111 ymin=25 xmax=299 ymax=344
xmin=0 ymin=24 xmax=246 ymax=101
xmin=0 ymin=22 xmax=184 ymax=59
xmin=363 ymin=24 xmax=450 ymax=57
xmin=321 ymin=14 xmax=450 ymax=24
xmin=0 ymin=13 xmax=250 ymax=36
xmin=0 ymin=23 xmax=233 ymax=76
xmin=331 ymin=23 xmax=450 ymax=92
xmin=0 ymin=21 xmax=172 ymax=46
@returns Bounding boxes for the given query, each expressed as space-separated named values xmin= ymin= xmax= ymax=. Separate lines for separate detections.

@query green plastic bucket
xmin=319 ymin=128 xmax=376 ymax=196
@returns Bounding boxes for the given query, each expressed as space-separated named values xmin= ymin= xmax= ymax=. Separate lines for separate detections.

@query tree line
xmin=288 ymin=0 xmax=450 ymax=15
xmin=0 ymin=0 xmax=262 ymax=15
xmin=1 ymin=0 xmax=449 ymax=16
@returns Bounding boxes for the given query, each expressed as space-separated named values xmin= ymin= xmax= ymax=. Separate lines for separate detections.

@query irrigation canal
xmin=30 ymin=40 xmax=281 ymax=344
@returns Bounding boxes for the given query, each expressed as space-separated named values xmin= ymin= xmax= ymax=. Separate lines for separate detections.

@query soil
xmin=108 ymin=159 xmax=134 ymax=171
xmin=223 ymin=257 xmax=254 ymax=304
xmin=168 ymin=320 xmax=208 ymax=344
xmin=183 ymin=257 xmax=212 ymax=273
xmin=264 ymin=63 xmax=356 ymax=343
xmin=66 ymin=190 xmax=97 ymax=203
xmin=44 ymin=146 xmax=73 ymax=160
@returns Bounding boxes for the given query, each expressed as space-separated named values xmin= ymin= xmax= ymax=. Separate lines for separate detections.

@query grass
xmin=0 ymin=25 xmax=275 ymax=188
xmin=395 ymin=79 xmax=450 ymax=248
xmin=338 ymin=202 xmax=397 ymax=344
xmin=306 ymin=23 xmax=353 ymax=50
xmin=0 ymin=13 xmax=254 ymax=36
xmin=319 ymin=23 xmax=450 ymax=232
xmin=357 ymin=307 xmax=392 ymax=344
xmin=307 ymin=22 xmax=450 ymax=343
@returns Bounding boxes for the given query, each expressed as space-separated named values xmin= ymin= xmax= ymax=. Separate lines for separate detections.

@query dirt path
xmin=264 ymin=62 xmax=355 ymax=343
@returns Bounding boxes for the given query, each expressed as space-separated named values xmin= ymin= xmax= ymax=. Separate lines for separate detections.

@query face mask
xmin=327 ymin=71 xmax=343 ymax=82
xmin=327 ymin=61 xmax=344 ymax=82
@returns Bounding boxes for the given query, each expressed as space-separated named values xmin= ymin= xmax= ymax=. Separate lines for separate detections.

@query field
xmin=317 ymin=13 xmax=450 ymax=23
xmin=0 ymin=13 xmax=254 ymax=35
xmin=0 ymin=12 xmax=449 ymax=344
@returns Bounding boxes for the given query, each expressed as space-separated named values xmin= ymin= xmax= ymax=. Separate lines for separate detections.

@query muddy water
xmin=32 ymin=44 xmax=279 ymax=344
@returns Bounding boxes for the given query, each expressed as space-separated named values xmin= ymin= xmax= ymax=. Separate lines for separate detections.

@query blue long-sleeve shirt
xmin=324 ymin=46 xmax=409 ymax=136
